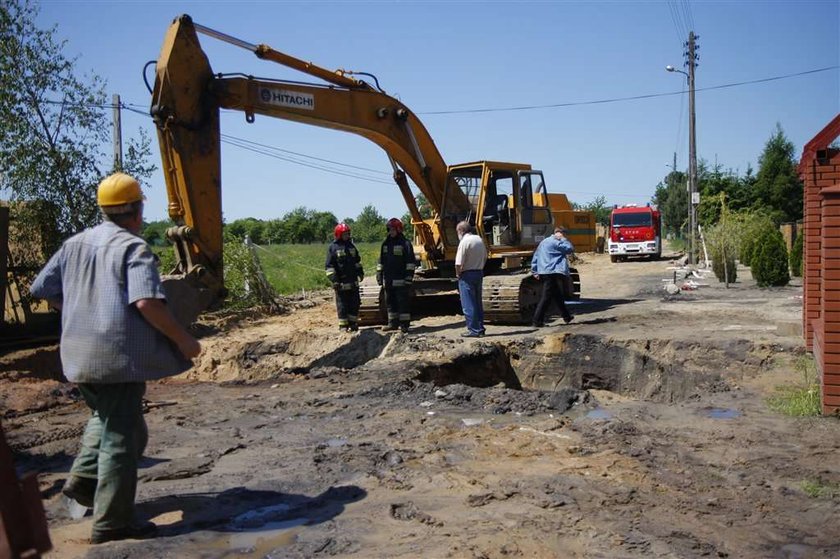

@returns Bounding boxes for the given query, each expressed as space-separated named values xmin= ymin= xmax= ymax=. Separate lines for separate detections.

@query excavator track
xmin=358 ymin=268 xmax=580 ymax=327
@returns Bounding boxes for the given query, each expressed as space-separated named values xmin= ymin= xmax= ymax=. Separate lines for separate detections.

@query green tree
xmin=751 ymin=124 xmax=803 ymax=223
xmin=0 ymin=0 xmax=155 ymax=254
xmin=352 ymin=204 xmax=386 ymax=242
xmin=142 ymin=219 xmax=173 ymax=246
xmin=226 ymin=217 xmax=266 ymax=244
xmin=652 ymin=170 xmax=688 ymax=238
xmin=573 ymin=195 xmax=611 ymax=226
xmin=312 ymin=211 xmax=338 ymax=242
xmin=751 ymin=228 xmax=790 ymax=287
xmin=706 ymin=194 xmax=737 ymax=286
xmin=280 ymin=207 xmax=316 ymax=243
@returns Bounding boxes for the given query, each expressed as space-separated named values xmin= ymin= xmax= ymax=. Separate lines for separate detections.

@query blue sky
xmin=38 ymin=0 xmax=839 ymax=224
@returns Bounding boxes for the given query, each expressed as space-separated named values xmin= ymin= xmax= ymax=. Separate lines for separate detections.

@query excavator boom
xmin=150 ymin=14 xmax=579 ymax=325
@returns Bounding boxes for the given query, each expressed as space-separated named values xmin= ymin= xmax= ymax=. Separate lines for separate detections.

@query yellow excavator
xmin=150 ymin=15 xmax=579 ymax=325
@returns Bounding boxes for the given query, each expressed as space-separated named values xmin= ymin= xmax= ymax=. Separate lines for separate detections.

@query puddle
xmin=703 ymin=407 xmax=741 ymax=419
xmin=585 ymin=407 xmax=613 ymax=420
xmin=225 ymin=517 xmax=307 ymax=554
xmin=206 ymin=503 xmax=308 ymax=556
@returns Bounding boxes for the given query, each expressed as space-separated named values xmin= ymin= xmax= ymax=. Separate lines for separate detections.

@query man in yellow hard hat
xmin=30 ymin=172 xmax=201 ymax=544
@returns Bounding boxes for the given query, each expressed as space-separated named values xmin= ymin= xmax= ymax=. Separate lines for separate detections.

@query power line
xmin=418 ymin=65 xmax=838 ymax=115
xmin=219 ymin=134 xmax=390 ymax=175
xmin=220 ymin=136 xmax=394 ymax=185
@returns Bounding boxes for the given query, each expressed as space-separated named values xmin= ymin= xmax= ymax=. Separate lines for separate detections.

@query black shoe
xmin=531 ymin=322 xmax=544 ymax=328
xmin=563 ymin=315 xmax=574 ymax=324
xmin=349 ymin=324 xmax=359 ymax=332
xmin=400 ymin=325 xmax=409 ymax=333
xmin=90 ymin=521 xmax=157 ymax=544
xmin=460 ymin=332 xmax=483 ymax=338
xmin=382 ymin=324 xmax=398 ymax=332
xmin=63 ymin=475 xmax=96 ymax=508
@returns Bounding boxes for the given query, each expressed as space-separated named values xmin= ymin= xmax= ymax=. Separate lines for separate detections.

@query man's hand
xmin=177 ymin=337 xmax=202 ymax=360
xmin=532 ymin=273 xmax=540 ymax=280
xmin=135 ymin=298 xmax=202 ymax=360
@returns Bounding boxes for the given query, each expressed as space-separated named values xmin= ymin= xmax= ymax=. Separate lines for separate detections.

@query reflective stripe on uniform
xmin=390 ymin=279 xmax=405 ymax=287
xmin=398 ymin=313 xmax=411 ymax=321
xmin=339 ymin=282 xmax=358 ymax=290
xmin=347 ymin=314 xmax=358 ymax=321
xmin=406 ymin=263 xmax=416 ymax=271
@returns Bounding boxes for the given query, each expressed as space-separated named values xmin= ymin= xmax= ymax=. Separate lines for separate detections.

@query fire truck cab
xmin=608 ymin=204 xmax=661 ymax=262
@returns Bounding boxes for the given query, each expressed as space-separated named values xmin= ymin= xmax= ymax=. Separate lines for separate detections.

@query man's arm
xmin=135 ymin=298 xmax=201 ymax=359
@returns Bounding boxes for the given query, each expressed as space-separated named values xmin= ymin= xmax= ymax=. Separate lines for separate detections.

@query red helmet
xmin=386 ymin=217 xmax=403 ymax=233
xmin=334 ymin=223 xmax=351 ymax=239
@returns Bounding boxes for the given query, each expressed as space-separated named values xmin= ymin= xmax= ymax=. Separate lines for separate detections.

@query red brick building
xmin=799 ymin=114 xmax=840 ymax=415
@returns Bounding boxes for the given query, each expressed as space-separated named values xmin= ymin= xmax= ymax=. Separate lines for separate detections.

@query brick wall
xmin=802 ymin=138 xmax=840 ymax=414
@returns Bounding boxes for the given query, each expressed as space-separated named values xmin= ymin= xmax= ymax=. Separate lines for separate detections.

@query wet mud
xmin=3 ymin=252 xmax=840 ymax=558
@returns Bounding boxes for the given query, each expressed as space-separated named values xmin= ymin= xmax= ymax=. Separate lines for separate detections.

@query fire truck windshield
xmin=612 ymin=212 xmax=652 ymax=227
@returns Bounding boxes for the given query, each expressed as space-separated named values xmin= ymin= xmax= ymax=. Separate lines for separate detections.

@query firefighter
xmin=376 ymin=217 xmax=415 ymax=333
xmin=325 ymin=223 xmax=364 ymax=332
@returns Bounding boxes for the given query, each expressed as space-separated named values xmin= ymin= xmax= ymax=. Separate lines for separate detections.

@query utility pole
xmin=686 ymin=31 xmax=699 ymax=265
xmin=112 ymin=94 xmax=123 ymax=170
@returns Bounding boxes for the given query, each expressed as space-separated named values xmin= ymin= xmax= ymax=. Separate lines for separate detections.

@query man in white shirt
xmin=454 ymin=221 xmax=488 ymax=337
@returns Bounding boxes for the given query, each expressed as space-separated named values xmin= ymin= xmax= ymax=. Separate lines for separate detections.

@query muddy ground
xmin=3 ymin=250 xmax=839 ymax=558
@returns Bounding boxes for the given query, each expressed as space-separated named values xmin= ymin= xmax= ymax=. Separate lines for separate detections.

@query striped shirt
xmin=30 ymin=221 xmax=190 ymax=383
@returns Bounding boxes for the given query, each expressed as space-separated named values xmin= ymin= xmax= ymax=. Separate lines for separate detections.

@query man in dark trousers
xmin=376 ymin=217 xmax=415 ymax=333
xmin=30 ymin=172 xmax=201 ymax=544
xmin=531 ymin=226 xmax=575 ymax=327
xmin=325 ymin=223 xmax=364 ymax=332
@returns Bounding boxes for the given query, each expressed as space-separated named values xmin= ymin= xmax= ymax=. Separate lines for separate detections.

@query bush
xmin=737 ymin=212 xmax=776 ymax=266
xmin=751 ymin=228 xmax=790 ymax=287
xmin=790 ymin=230 xmax=804 ymax=277
xmin=712 ymin=249 xmax=737 ymax=283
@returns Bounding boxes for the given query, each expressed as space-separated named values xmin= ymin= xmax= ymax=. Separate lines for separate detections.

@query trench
xmin=409 ymin=333 xmax=765 ymax=404
xmin=222 ymin=327 xmax=765 ymax=404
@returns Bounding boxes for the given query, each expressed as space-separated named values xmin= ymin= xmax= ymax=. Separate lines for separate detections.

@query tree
xmin=142 ymin=219 xmax=173 ymax=246
xmin=574 ymin=195 xmax=611 ymax=227
xmin=352 ymin=204 xmax=386 ymax=242
xmin=0 ymin=0 xmax=156 ymax=254
xmin=751 ymin=227 xmax=790 ymax=288
xmin=652 ymin=170 xmax=688 ymax=238
xmin=751 ymin=124 xmax=803 ymax=223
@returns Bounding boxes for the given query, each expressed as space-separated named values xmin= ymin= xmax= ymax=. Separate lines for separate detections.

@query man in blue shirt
xmin=30 ymin=173 xmax=201 ymax=544
xmin=530 ymin=226 xmax=575 ymax=327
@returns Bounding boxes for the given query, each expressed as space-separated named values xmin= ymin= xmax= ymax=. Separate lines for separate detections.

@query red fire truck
xmin=608 ymin=204 xmax=661 ymax=262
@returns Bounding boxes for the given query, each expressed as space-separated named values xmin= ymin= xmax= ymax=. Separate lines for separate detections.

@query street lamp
xmin=666 ymin=61 xmax=698 ymax=265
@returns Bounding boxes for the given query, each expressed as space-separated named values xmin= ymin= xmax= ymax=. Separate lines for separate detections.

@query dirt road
xmin=3 ymin=251 xmax=839 ymax=558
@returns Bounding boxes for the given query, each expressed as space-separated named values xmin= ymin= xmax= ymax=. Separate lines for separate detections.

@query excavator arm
xmin=150 ymin=15 xmax=471 ymax=322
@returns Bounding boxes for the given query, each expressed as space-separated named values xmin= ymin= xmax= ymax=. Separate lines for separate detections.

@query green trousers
xmin=71 ymin=383 xmax=147 ymax=534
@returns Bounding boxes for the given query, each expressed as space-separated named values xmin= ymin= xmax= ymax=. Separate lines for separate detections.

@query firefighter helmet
xmin=97 ymin=173 xmax=144 ymax=214
xmin=334 ymin=223 xmax=351 ymax=239
xmin=386 ymin=217 xmax=403 ymax=233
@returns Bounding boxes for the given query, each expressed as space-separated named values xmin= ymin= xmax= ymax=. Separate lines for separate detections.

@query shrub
xmin=751 ymin=228 xmax=790 ymax=287
xmin=736 ymin=212 xmax=776 ymax=266
xmin=790 ymin=230 xmax=803 ymax=277
xmin=712 ymin=249 xmax=737 ymax=284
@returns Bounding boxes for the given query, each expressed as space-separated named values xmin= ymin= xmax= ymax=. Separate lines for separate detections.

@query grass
xmin=801 ymin=479 xmax=840 ymax=499
xmin=254 ymin=242 xmax=381 ymax=295
xmin=766 ymin=355 xmax=822 ymax=417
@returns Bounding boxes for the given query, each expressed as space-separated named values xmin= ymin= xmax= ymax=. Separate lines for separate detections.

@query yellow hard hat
xmin=97 ymin=173 xmax=144 ymax=213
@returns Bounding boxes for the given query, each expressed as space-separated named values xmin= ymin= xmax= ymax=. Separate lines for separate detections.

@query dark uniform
xmin=376 ymin=233 xmax=415 ymax=332
xmin=325 ymin=239 xmax=364 ymax=331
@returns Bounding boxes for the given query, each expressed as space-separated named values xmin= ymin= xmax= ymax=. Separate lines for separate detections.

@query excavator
xmin=149 ymin=15 xmax=579 ymax=326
